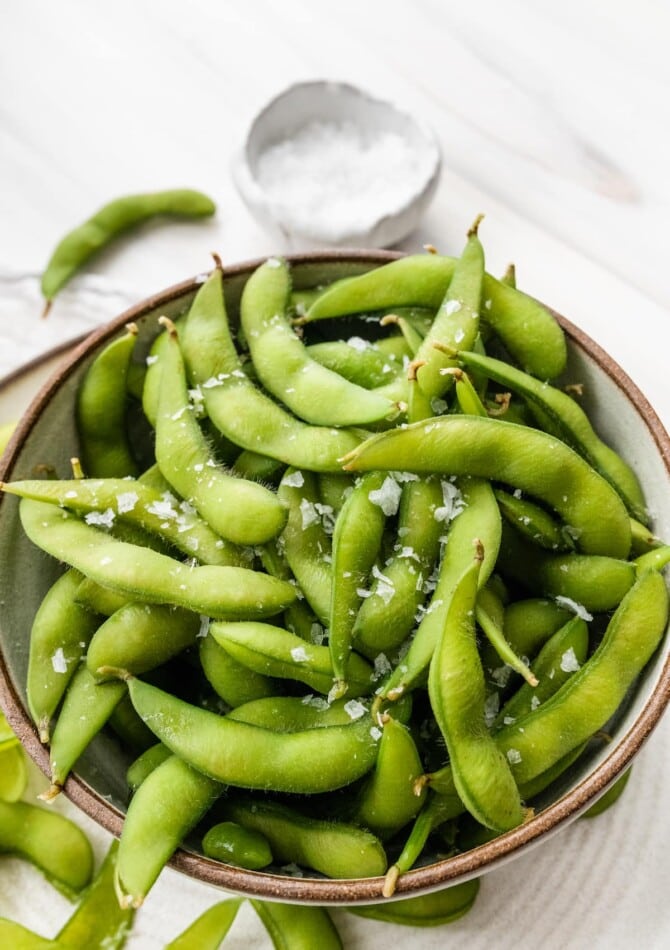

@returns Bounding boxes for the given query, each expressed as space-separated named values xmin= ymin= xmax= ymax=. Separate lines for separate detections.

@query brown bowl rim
xmin=1 ymin=249 xmax=669 ymax=904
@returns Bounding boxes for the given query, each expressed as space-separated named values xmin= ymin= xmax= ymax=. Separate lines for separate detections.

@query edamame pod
xmin=20 ymin=499 xmax=296 ymax=619
xmin=222 ymin=798 xmax=387 ymax=879
xmin=350 ymin=878 xmax=480 ymax=926
xmin=57 ymin=840 xmax=134 ymax=950
xmin=495 ymin=570 xmax=669 ymax=784
xmin=353 ymin=475 xmax=444 ymax=659
xmin=352 ymin=716 xmax=426 ymax=838
xmin=251 ymin=901 xmax=342 ymax=950
xmin=241 ymin=257 xmax=397 ymax=426
xmin=47 ymin=663 xmax=126 ymax=795
xmin=209 ymin=621 xmax=375 ymax=698
xmin=26 ymin=568 xmax=100 ymax=743
xmin=180 ymin=266 xmax=363 ymax=472
xmin=302 ymin=254 xmax=567 ymax=380
xmin=202 ymin=821 xmax=272 ymax=870
xmin=329 ymin=471 xmax=387 ymax=696
xmin=123 ymin=675 xmax=380 ymax=794
xmin=380 ymin=477 xmax=501 ymax=701
xmin=155 ymin=318 xmax=286 ymax=545
xmin=342 ymin=415 xmax=632 ymax=558
xmin=2 ymin=475 xmax=244 ymax=566
xmin=199 ymin=632 xmax=278 ymax=708
xmin=164 ymin=899 xmax=242 ymax=950
xmin=459 ymin=349 xmax=647 ymax=522
xmin=277 ymin=469 xmax=332 ymax=624
xmin=428 ymin=544 xmax=526 ymax=832
xmin=76 ymin=325 xmax=139 ymax=478
xmin=0 ymin=799 xmax=93 ymax=897
xmin=116 ymin=754 xmax=222 ymax=908
xmin=41 ymin=189 xmax=216 ymax=311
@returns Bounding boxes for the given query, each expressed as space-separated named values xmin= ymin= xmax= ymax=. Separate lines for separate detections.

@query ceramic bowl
xmin=1 ymin=250 xmax=669 ymax=905
xmin=232 ymin=81 xmax=441 ymax=248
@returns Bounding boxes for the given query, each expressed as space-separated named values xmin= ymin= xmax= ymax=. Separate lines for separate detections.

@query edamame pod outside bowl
xmin=0 ymin=250 xmax=669 ymax=906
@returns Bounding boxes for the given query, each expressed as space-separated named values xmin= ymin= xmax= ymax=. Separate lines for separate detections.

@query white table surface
xmin=1 ymin=1 xmax=669 ymax=947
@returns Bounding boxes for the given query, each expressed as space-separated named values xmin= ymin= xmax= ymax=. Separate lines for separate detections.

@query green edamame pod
xmin=228 ymin=694 xmax=382 ymax=731
xmin=383 ymin=791 xmax=462 ymax=895
xmin=342 ymin=415 xmax=631 ymax=558
xmin=500 ymin=598 xmax=572 ymax=661
xmin=581 ymin=768 xmax=632 ymax=819
xmin=87 ymin=603 xmax=201 ymax=679
xmin=476 ymin=585 xmax=538 ymax=687
xmin=200 ymin=631 xmax=278 ymax=708
xmin=20 ymin=499 xmax=296 ymax=620
xmin=165 ymin=899 xmax=242 ymax=950
xmin=307 ymin=338 xmax=404 ymax=388
xmin=76 ymin=324 xmax=139 ymax=478
xmin=41 ymin=189 xmax=215 ymax=311
xmin=251 ymin=901 xmax=342 ymax=950
xmin=2 ymin=475 xmax=244 ymax=566
xmin=329 ymin=471 xmax=387 ymax=697
xmin=26 ymin=568 xmax=100 ymax=743
xmin=459 ymin=349 xmax=648 ymax=523
xmin=108 ymin=691 xmax=157 ymax=753
xmin=155 ymin=317 xmax=286 ymax=545
xmin=0 ymin=919 xmax=65 ymax=948
xmin=495 ymin=570 xmax=669 ymax=785
xmin=180 ymin=264 xmax=363 ymax=473
xmin=413 ymin=217 xmax=484 ymax=401
xmin=428 ymin=544 xmax=526 ymax=832
xmin=209 ymin=621 xmax=375 ymax=699
xmin=301 ymin=254 xmax=567 ymax=380
xmin=493 ymin=616 xmax=589 ymax=728
xmin=116 ymin=754 xmax=222 ymax=908
xmin=0 ymin=799 xmax=93 ymax=897
xmin=123 ymin=675 xmax=380 ymax=794
xmin=223 ymin=798 xmax=387 ymax=879
xmin=57 ymin=840 xmax=134 ymax=950
xmin=379 ymin=477 xmax=501 ymax=702
xmin=0 ymin=741 xmax=27 ymax=802
xmin=277 ymin=468 xmax=333 ymax=625
xmin=47 ymin=663 xmax=126 ymax=796
xmin=350 ymin=878 xmax=480 ymax=926
xmin=202 ymin=821 xmax=272 ymax=870
xmin=494 ymin=487 xmax=574 ymax=551
xmin=241 ymin=257 xmax=397 ymax=426
xmin=352 ymin=716 xmax=426 ymax=839
xmin=353 ymin=475 xmax=444 ymax=659
xmin=498 ymin=523 xmax=635 ymax=612
xmin=126 ymin=742 xmax=172 ymax=791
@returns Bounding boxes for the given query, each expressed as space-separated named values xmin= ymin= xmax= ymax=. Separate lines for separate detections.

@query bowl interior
xmin=1 ymin=251 xmax=669 ymax=903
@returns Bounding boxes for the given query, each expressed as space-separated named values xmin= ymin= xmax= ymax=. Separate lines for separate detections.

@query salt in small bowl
xmin=232 ymin=80 xmax=442 ymax=248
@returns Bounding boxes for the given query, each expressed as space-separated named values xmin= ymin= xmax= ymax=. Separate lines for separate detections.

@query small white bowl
xmin=232 ymin=80 xmax=442 ymax=248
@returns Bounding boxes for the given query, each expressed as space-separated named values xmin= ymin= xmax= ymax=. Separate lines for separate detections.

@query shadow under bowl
xmin=0 ymin=250 xmax=669 ymax=905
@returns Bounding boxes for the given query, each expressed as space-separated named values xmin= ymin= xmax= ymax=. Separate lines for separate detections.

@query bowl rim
xmin=1 ymin=248 xmax=669 ymax=904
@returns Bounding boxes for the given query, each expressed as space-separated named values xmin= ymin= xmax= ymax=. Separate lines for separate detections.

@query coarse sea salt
xmin=51 ymin=648 xmax=68 ymax=674
xmin=555 ymin=596 xmax=593 ymax=622
xmin=368 ymin=476 xmax=402 ymax=516
xmin=254 ymin=119 xmax=436 ymax=241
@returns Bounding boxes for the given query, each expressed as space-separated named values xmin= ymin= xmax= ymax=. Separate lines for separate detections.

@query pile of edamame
xmin=3 ymin=219 xmax=669 ymax=930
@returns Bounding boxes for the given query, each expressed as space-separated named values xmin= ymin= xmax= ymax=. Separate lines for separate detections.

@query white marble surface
xmin=1 ymin=1 xmax=669 ymax=947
